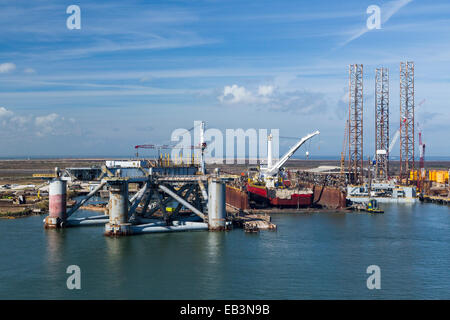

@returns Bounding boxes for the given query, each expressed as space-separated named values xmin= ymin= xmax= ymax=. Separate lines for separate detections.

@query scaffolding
xmin=348 ymin=64 xmax=364 ymax=185
xmin=399 ymin=61 xmax=415 ymax=183
xmin=375 ymin=67 xmax=390 ymax=179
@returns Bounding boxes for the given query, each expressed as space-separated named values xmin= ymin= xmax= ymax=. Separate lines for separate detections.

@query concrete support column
xmin=207 ymin=176 xmax=227 ymax=230
xmin=44 ymin=178 xmax=67 ymax=228
xmin=105 ymin=182 xmax=131 ymax=236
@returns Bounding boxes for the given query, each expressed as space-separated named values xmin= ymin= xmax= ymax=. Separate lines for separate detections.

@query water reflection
xmin=105 ymin=236 xmax=134 ymax=267
xmin=205 ymin=231 xmax=224 ymax=264
xmin=2 ymin=202 xmax=448 ymax=299
xmin=45 ymin=228 xmax=66 ymax=274
xmin=192 ymin=232 xmax=226 ymax=298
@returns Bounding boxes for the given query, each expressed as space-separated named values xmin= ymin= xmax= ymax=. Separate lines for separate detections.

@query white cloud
xmin=0 ymin=62 xmax=16 ymax=73
xmin=219 ymin=84 xmax=254 ymax=104
xmin=10 ymin=115 xmax=30 ymax=127
xmin=0 ymin=107 xmax=32 ymax=131
xmin=0 ymin=107 xmax=76 ymax=137
xmin=0 ymin=106 xmax=14 ymax=118
xmin=0 ymin=106 xmax=33 ymax=128
xmin=218 ymin=84 xmax=328 ymax=114
xmin=258 ymin=85 xmax=275 ymax=96
xmin=35 ymin=113 xmax=60 ymax=136
xmin=35 ymin=113 xmax=59 ymax=127
xmin=218 ymin=84 xmax=273 ymax=104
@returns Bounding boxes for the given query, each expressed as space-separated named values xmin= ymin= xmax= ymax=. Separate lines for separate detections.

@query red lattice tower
xmin=399 ymin=61 xmax=415 ymax=183
xmin=348 ymin=64 xmax=364 ymax=185
xmin=375 ymin=67 xmax=390 ymax=179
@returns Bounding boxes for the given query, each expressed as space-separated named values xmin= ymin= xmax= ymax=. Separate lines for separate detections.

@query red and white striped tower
xmin=44 ymin=168 xmax=67 ymax=228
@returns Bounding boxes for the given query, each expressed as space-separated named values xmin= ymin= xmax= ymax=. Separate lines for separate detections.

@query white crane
xmin=389 ymin=126 xmax=401 ymax=155
xmin=388 ymin=99 xmax=426 ymax=155
xmin=260 ymin=130 xmax=320 ymax=187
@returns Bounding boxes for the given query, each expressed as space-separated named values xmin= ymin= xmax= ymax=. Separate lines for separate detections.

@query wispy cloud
xmin=23 ymin=68 xmax=36 ymax=74
xmin=211 ymin=10 xmax=362 ymax=23
xmin=0 ymin=1 xmax=215 ymax=61
xmin=0 ymin=62 xmax=16 ymax=73
xmin=0 ymin=88 xmax=211 ymax=100
xmin=47 ymin=37 xmax=217 ymax=60
xmin=0 ymin=106 xmax=77 ymax=137
xmin=218 ymin=84 xmax=329 ymax=114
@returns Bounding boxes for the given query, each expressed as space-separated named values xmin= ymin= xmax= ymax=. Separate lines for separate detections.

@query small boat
xmin=366 ymin=199 xmax=384 ymax=214
xmin=351 ymin=199 xmax=384 ymax=214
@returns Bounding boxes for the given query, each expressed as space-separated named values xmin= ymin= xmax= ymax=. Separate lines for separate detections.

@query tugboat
xmin=352 ymin=199 xmax=384 ymax=213
xmin=366 ymin=199 xmax=384 ymax=214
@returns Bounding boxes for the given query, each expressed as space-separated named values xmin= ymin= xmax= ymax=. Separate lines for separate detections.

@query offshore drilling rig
xmin=345 ymin=61 xmax=420 ymax=204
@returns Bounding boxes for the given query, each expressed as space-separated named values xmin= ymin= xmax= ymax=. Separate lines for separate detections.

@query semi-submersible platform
xmin=39 ymin=121 xmax=280 ymax=236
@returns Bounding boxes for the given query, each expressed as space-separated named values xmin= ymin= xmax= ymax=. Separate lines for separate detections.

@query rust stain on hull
xmin=225 ymin=186 xmax=249 ymax=210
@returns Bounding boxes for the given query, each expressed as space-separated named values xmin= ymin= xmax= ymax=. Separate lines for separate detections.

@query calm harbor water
xmin=0 ymin=202 xmax=449 ymax=299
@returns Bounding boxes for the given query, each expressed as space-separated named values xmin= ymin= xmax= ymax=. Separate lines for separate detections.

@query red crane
xmin=418 ymin=130 xmax=426 ymax=192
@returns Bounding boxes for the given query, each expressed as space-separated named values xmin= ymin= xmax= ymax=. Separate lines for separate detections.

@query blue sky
xmin=0 ymin=0 xmax=449 ymax=158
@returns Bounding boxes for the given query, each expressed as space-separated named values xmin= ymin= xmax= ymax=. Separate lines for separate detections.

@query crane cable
xmin=306 ymin=138 xmax=312 ymax=159
xmin=136 ymin=122 xmax=206 ymax=157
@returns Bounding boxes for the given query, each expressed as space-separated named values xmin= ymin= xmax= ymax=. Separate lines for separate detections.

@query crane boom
xmin=388 ymin=100 xmax=425 ymax=156
xmin=262 ymin=130 xmax=320 ymax=177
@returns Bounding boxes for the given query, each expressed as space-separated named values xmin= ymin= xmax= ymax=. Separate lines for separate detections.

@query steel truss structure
xmin=375 ymin=67 xmax=390 ymax=179
xmin=348 ymin=64 xmax=364 ymax=185
xmin=399 ymin=61 xmax=415 ymax=182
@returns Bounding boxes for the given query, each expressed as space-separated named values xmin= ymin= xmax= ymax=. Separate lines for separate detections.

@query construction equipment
xmin=32 ymin=173 xmax=57 ymax=178
xmin=245 ymin=130 xmax=320 ymax=209
xmin=134 ymin=121 xmax=207 ymax=174
xmin=417 ymin=129 xmax=426 ymax=192
xmin=259 ymin=130 xmax=320 ymax=187
xmin=388 ymin=99 xmax=425 ymax=157
xmin=134 ymin=144 xmax=202 ymax=157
